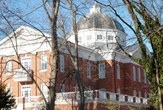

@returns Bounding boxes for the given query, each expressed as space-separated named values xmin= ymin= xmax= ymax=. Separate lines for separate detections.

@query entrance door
xmin=21 ymin=85 xmax=31 ymax=103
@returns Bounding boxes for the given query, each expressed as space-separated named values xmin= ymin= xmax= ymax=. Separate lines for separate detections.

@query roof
xmin=77 ymin=3 xmax=125 ymax=32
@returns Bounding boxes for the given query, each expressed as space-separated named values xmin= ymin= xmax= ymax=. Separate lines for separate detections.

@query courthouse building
xmin=0 ymin=3 xmax=150 ymax=110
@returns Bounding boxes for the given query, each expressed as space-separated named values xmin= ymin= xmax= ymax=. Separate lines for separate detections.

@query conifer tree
xmin=0 ymin=83 xmax=15 ymax=109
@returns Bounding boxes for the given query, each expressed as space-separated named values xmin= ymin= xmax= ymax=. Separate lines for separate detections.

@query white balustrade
xmin=143 ymin=98 xmax=148 ymax=104
xmin=56 ymin=92 xmax=73 ymax=100
xmin=99 ymin=90 xmax=106 ymax=99
xmin=127 ymin=96 xmax=133 ymax=103
xmin=55 ymin=90 xmax=149 ymax=105
xmin=14 ymin=96 xmax=41 ymax=104
xmin=109 ymin=92 xmax=116 ymax=100
xmin=136 ymin=97 xmax=141 ymax=103
xmin=119 ymin=94 xmax=125 ymax=102
xmin=85 ymin=91 xmax=93 ymax=100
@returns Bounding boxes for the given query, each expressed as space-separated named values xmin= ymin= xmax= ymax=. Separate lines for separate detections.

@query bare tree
xmin=42 ymin=0 xmax=60 ymax=110
xmin=97 ymin=0 xmax=163 ymax=109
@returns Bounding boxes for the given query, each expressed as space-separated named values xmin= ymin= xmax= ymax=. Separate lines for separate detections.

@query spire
xmin=90 ymin=2 xmax=101 ymax=14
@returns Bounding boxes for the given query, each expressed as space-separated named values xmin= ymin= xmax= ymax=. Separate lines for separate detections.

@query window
xmin=6 ymin=86 xmax=12 ymax=95
xmin=144 ymin=72 xmax=147 ymax=83
xmin=41 ymin=83 xmax=47 ymax=95
xmin=21 ymin=57 xmax=31 ymax=69
xmin=87 ymin=35 xmax=91 ymax=40
xmin=138 ymin=68 xmax=141 ymax=82
xmin=6 ymin=59 xmax=12 ymax=74
xmin=60 ymin=55 xmax=65 ymax=72
xmin=133 ymin=66 xmax=136 ymax=81
xmin=98 ymin=63 xmax=105 ymax=78
xmin=97 ymin=35 xmax=102 ymax=40
xmin=87 ymin=63 xmax=91 ymax=78
xmin=134 ymin=90 xmax=136 ymax=97
xmin=108 ymin=35 xmax=113 ymax=41
xmin=41 ymin=54 xmax=47 ymax=71
xmin=60 ymin=84 xmax=65 ymax=92
xmin=117 ymin=64 xmax=120 ymax=79
xmin=21 ymin=85 xmax=31 ymax=103
xmin=139 ymin=91 xmax=141 ymax=97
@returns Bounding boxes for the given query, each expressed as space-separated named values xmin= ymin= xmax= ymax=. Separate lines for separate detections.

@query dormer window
xmin=97 ymin=35 xmax=102 ymax=40
xmin=108 ymin=35 xmax=113 ymax=41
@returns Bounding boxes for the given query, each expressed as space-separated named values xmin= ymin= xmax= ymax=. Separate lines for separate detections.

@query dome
xmin=77 ymin=3 xmax=125 ymax=32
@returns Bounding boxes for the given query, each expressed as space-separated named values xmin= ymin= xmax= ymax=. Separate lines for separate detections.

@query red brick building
xmin=0 ymin=3 xmax=150 ymax=110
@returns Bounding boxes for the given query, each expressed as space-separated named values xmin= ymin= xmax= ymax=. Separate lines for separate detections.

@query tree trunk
xmin=45 ymin=0 xmax=60 ymax=110
xmin=70 ymin=0 xmax=85 ymax=109
xmin=155 ymin=58 xmax=163 ymax=110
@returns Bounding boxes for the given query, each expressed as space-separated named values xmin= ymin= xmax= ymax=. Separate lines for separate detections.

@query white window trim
xmin=98 ymin=63 xmax=106 ymax=79
xmin=60 ymin=55 xmax=65 ymax=73
xmin=87 ymin=63 xmax=91 ymax=78
xmin=40 ymin=54 xmax=47 ymax=71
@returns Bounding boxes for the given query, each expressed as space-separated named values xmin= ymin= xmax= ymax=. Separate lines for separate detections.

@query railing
xmin=14 ymin=90 xmax=149 ymax=105
xmin=13 ymin=69 xmax=33 ymax=82
xmin=55 ymin=90 xmax=149 ymax=105
xmin=14 ymin=96 xmax=42 ymax=104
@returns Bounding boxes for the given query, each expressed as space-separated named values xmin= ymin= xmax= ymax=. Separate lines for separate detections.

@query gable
xmin=0 ymin=26 xmax=51 ymax=56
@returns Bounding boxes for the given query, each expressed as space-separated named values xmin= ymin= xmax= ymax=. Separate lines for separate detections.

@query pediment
xmin=0 ymin=26 xmax=50 ymax=48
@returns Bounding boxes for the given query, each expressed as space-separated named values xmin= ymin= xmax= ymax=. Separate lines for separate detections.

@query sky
xmin=0 ymin=0 xmax=153 ymax=51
